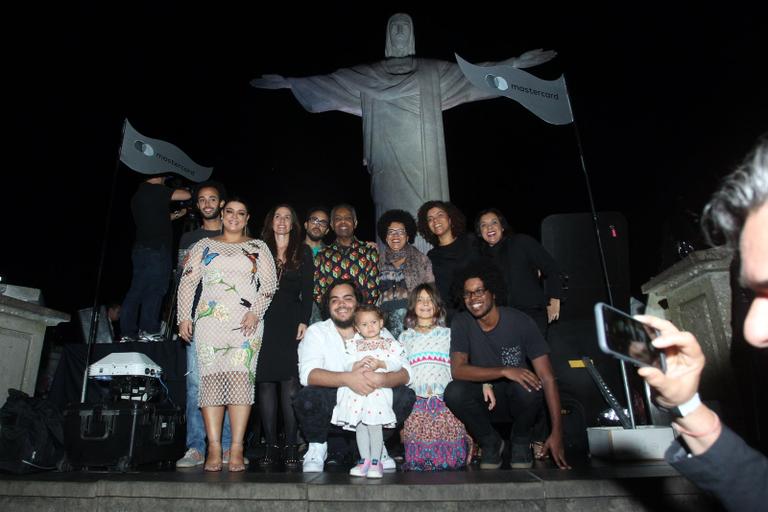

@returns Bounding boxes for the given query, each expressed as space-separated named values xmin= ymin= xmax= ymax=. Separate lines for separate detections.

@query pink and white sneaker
xmin=349 ymin=458 xmax=371 ymax=477
xmin=366 ymin=459 xmax=384 ymax=479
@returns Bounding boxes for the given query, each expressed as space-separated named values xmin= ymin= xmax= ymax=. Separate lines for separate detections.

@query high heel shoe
xmin=228 ymin=442 xmax=247 ymax=472
xmin=204 ymin=440 xmax=223 ymax=472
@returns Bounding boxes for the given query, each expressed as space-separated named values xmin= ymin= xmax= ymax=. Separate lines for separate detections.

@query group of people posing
xmin=133 ymin=176 xmax=568 ymax=474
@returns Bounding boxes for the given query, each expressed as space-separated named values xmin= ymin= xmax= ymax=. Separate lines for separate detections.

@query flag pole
xmin=80 ymin=119 xmax=127 ymax=403
xmin=562 ymin=75 xmax=636 ymax=429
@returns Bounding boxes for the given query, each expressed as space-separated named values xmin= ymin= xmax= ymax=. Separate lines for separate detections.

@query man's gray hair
xmin=331 ymin=203 xmax=357 ymax=224
xmin=702 ymin=134 xmax=768 ymax=247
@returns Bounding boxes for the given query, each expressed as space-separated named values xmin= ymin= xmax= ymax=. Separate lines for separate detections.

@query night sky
xmin=7 ymin=5 xmax=766 ymax=328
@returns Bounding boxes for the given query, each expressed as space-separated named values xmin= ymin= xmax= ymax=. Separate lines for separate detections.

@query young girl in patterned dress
xmin=399 ymin=283 xmax=474 ymax=470
xmin=331 ymin=305 xmax=405 ymax=478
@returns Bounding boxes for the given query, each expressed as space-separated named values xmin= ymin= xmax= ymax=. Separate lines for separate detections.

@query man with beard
xmin=304 ymin=207 xmax=330 ymax=324
xmin=175 ymin=181 xmax=243 ymax=468
xmin=303 ymin=206 xmax=330 ymax=257
xmin=444 ymin=262 xmax=569 ymax=470
xmin=296 ymin=280 xmax=415 ymax=472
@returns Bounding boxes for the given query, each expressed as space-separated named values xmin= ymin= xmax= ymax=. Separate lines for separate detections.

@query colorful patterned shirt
xmin=313 ymin=237 xmax=380 ymax=305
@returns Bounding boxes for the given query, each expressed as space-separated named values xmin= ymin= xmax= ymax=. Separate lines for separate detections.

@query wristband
xmin=672 ymin=409 xmax=720 ymax=438
xmin=661 ymin=392 xmax=702 ymax=418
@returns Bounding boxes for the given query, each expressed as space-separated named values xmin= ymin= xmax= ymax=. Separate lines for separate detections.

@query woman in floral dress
xmin=178 ymin=197 xmax=277 ymax=472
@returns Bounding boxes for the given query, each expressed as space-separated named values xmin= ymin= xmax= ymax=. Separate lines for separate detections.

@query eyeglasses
xmin=387 ymin=228 xmax=406 ymax=236
xmin=308 ymin=217 xmax=329 ymax=227
xmin=463 ymin=287 xmax=488 ymax=299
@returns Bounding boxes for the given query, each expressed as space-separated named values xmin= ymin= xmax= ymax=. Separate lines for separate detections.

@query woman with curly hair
xmin=475 ymin=208 xmax=562 ymax=336
xmin=377 ymin=209 xmax=434 ymax=339
xmin=417 ymin=200 xmax=477 ymax=321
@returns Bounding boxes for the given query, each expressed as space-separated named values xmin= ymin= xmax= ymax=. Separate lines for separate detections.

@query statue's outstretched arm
xmin=250 ymin=74 xmax=292 ymax=90
xmin=499 ymin=48 xmax=557 ymax=69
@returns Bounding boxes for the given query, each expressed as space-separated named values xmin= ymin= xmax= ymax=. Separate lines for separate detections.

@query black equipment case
xmin=63 ymin=401 xmax=184 ymax=471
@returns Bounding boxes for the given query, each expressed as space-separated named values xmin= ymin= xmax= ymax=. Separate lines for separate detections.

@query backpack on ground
xmin=0 ymin=388 xmax=65 ymax=473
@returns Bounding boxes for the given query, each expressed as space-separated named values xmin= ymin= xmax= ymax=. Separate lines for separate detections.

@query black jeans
xmin=294 ymin=385 xmax=416 ymax=446
xmin=444 ymin=379 xmax=543 ymax=447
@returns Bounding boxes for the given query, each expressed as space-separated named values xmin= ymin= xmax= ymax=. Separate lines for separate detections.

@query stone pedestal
xmin=641 ymin=246 xmax=734 ymax=403
xmin=0 ymin=294 xmax=69 ymax=403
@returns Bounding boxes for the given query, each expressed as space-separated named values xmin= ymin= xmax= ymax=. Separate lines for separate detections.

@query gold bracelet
xmin=482 ymin=383 xmax=493 ymax=389
xmin=672 ymin=410 xmax=720 ymax=438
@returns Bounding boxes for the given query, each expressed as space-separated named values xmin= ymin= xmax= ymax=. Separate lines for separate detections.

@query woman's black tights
xmin=257 ymin=378 xmax=299 ymax=445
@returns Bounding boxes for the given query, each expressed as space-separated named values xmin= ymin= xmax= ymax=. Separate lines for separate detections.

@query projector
xmin=88 ymin=352 xmax=163 ymax=378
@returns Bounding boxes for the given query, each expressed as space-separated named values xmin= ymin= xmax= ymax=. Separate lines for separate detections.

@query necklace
xmin=275 ymin=259 xmax=286 ymax=290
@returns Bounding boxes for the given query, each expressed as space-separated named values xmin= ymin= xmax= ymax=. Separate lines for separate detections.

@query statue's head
xmin=385 ymin=13 xmax=415 ymax=58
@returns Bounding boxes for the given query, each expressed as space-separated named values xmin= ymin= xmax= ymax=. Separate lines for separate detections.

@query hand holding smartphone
xmin=594 ymin=302 xmax=666 ymax=371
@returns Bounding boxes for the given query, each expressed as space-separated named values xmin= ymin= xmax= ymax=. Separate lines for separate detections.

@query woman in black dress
xmin=475 ymin=208 xmax=561 ymax=336
xmin=416 ymin=200 xmax=477 ymax=322
xmin=258 ymin=204 xmax=313 ymax=467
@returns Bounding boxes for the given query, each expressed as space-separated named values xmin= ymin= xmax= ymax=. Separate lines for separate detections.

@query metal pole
xmin=81 ymin=119 xmax=126 ymax=403
xmin=563 ymin=76 xmax=636 ymax=428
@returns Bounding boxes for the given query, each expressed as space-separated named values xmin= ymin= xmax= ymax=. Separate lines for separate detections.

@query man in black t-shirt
xmin=444 ymin=263 xmax=570 ymax=470
xmin=120 ymin=175 xmax=190 ymax=341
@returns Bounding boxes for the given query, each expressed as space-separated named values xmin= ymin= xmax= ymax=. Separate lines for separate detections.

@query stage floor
xmin=0 ymin=458 xmax=721 ymax=512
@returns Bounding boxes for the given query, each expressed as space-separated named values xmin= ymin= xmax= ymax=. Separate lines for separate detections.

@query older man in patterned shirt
xmin=314 ymin=203 xmax=380 ymax=307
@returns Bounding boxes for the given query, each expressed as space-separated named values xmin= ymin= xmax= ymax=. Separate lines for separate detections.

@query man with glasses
xmin=444 ymin=262 xmax=570 ymax=470
xmin=304 ymin=207 xmax=331 ymax=324
xmin=304 ymin=206 xmax=330 ymax=257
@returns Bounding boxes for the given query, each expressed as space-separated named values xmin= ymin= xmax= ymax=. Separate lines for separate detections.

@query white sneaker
xmin=380 ymin=446 xmax=396 ymax=471
xmin=176 ymin=448 xmax=204 ymax=468
xmin=302 ymin=442 xmax=327 ymax=473
xmin=138 ymin=331 xmax=165 ymax=342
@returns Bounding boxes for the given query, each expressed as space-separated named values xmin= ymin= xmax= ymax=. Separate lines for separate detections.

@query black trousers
xmin=444 ymin=379 xmax=543 ymax=447
xmin=294 ymin=385 xmax=416 ymax=445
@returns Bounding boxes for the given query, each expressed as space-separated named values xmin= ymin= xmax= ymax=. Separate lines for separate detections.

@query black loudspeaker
xmin=541 ymin=212 xmax=630 ymax=320
xmin=541 ymin=212 xmax=633 ymax=427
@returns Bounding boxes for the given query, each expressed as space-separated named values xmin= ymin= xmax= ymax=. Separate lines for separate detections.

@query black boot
xmin=283 ymin=444 xmax=300 ymax=470
xmin=258 ymin=443 xmax=277 ymax=467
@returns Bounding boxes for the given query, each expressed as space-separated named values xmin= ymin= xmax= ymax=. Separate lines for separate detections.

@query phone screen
xmin=594 ymin=303 xmax=665 ymax=369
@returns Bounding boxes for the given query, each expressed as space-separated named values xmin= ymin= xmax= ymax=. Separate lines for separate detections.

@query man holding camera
xmin=637 ymin=135 xmax=768 ymax=511
xmin=119 ymin=175 xmax=190 ymax=342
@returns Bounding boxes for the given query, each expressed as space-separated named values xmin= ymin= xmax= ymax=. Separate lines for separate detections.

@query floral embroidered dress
xmin=330 ymin=336 xmax=405 ymax=430
xmin=178 ymin=238 xmax=276 ymax=407
xmin=400 ymin=326 xmax=469 ymax=471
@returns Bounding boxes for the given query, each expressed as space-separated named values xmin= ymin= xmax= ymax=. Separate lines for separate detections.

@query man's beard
xmin=331 ymin=316 xmax=354 ymax=329
xmin=200 ymin=208 xmax=222 ymax=221
xmin=306 ymin=231 xmax=325 ymax=242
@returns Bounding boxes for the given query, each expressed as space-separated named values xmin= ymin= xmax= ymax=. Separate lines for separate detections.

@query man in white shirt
xmin=296 ymin=279 xmax=415 ymax=472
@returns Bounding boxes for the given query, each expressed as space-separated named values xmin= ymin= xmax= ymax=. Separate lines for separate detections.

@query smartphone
xmin=594 ymin=302 xmax=666 ymax=371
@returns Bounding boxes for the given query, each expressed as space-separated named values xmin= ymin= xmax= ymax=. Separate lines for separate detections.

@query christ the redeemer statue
xmin=251 ymin=13 xmax=555 ymax=228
